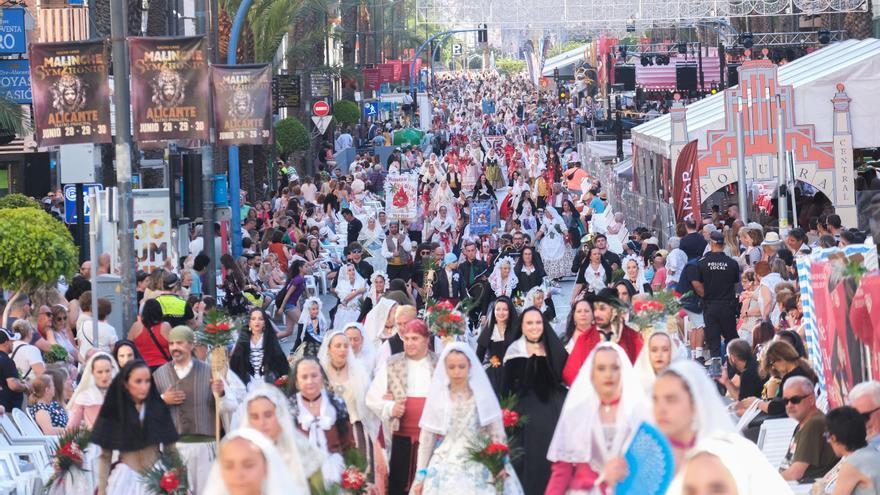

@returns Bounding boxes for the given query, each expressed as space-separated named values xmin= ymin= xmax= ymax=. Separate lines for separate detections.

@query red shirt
xmin=133 ymin=324 xmax=170 ymax=368
xmin=562 ymin=325 xmax=643 ymax=386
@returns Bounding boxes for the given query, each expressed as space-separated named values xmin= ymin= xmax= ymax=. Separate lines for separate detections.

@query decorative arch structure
xmin=669 ymin=57 xmax=856 ymax=225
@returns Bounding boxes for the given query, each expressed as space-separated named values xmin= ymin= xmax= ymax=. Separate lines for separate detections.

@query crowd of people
xmin=0 ymin=69 xmax=878 ymax=495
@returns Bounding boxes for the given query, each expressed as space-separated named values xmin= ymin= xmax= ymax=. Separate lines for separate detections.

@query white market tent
xmin=542 ymin=44 xmax=589 ymax=77
xmin=632 ymin=39 xmax=880 ymax=158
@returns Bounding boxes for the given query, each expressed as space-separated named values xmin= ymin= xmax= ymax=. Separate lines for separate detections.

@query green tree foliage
xmin=546 ymin=40 xmax=588 ymax=58
xmin=495 ymin=58 xmax=526 ymax=77
xmin=0 ymin=208 xmax=77 ymax=292
xmin=275 ymin=117 xmax=310 ymax=158
xmin=0 ymin=194 xmax=40 ymax=210
xmin=333 ymin=100 xmax=360 ymax=125
xmin=0 ymin=96 xmax=30 ymax=136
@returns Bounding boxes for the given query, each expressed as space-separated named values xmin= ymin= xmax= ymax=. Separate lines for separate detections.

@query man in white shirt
xmin=76 ymin=297 xmax=118 ymax=362
xmin=366 ymin=319 xmax=437 ymax=495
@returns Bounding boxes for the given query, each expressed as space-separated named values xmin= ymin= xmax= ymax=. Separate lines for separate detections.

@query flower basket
xmin=630 ymin=290 xmax=683 ymax=334
xmin=424 ymin=298 xmax=468 ymax=343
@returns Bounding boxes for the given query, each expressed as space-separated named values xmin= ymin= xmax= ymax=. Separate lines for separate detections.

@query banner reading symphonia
xmin=211 ymin=64 xmax=272 ymax=145
xmin=28 ymin=40 xmax=111 ymax=147
xmin=129 ymin=36 xmax=210 ymax=142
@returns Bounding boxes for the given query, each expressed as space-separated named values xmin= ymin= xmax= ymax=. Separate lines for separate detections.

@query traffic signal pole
xmin=409 ymin=27 xmax=486 ymax=99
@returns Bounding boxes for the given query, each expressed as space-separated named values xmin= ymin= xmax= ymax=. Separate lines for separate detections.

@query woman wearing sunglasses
xmin=739 ymin=340 xmax=818 ymax=418
xmin=47 ymin=305 xmax=78 ymax=365
xmin=815 ymin=406 xmax=880 ymax=495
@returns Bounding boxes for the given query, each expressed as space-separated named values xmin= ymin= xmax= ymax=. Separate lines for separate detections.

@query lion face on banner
xmin=229 ymin=89 xmax=253 ymax=118
xmin=150 ymin=69 xmax=185 ymax=107
xmin=51 ymin=75 xmax=87 ymax=113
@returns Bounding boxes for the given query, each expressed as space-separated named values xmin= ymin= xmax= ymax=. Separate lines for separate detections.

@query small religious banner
xmin=384 ymin=173 xmax=419 ymax=221
xmin=470 ymin=200 xmax=493 ymax=235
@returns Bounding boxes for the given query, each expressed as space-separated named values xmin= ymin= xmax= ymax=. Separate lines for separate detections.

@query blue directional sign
xmin=64 ymin=183 xmax=103 ymax=224
xmin=0 ymin=9 xmax=27 ymax=54
xmin=0 ymin=59 xmax=31 ymax=103
xmin=363 ymin=101 xmax=379 ymax=119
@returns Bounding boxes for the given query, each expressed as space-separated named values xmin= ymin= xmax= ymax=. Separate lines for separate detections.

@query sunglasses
xmin=782 ymin=394 xmax=810 ymax=406
xmin=861 ymin=406 xmax=880 ymax=422
xmin=350 ymin=249 xmax=363 ymax=254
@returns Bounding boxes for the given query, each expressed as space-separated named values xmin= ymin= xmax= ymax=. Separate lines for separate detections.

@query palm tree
xmin=0 ymin=96 xmax=29 ymax=136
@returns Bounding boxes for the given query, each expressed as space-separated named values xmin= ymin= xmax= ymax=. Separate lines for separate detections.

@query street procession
xmin=1 ymin=0 xmax=880 ymax=494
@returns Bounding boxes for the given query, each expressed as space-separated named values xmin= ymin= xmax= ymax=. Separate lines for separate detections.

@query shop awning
xmin=632 ymin=39 xmax=880 ymax=158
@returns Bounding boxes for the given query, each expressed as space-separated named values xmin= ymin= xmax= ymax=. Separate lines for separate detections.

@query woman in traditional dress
xmin=503 ymin=307 xmax=568 ymax=494
xmin=429 ymin=205 xmax=457 ymax=254
xmin=333 ymin=263 xmax=368 ymax=330
xmin=92 ymin=360 xmax=179 ymax=495
xmin=489 ymin=256 xmax=519 ymax=299
xmin=518 ymin=202 xmax=539 ymax=244
xmin=579 ymin=246 xmax=607 ymax=298
xmin=291 ymin=297 xmax=331 ymax=360
xmin=561 ymin=299 xmax=595 ymax=354
xmin=545 ymin=343 xmax=649 ymax=494
xmin=476 ymin=297 xmax=520 ymax=396
xmin=68 ymin=352 xmax=118 ymax=428
xmin=485 ymin=147 xmax=506 ymax=189
xmin=359 ymin=217 xmax=387 ymax=274
xmin=672 ymin=433 xmax=794 ymax=494
xmin=514 ymin=246 xmax=546 ymax=295
xmin=235 ymin=384 xmax=322 ymax=492
xmin=472 ymin=174 xmax=496 ymax=201
xmin=446 ymin=161 xmax=463 ymax=198
xmin=463 ymin=150 xmax=482 ymax=193
xmin=229 ymin=308 xmax=289 ymax=389
xmin=537 ymin=207 xmax=570 ymax=280
xmin=203 ymin=428 xmax=303 ymax=495
xmin=430 ymin=179 xmax=457 ymax=213
xmin=318 ymin=331 xmax=379 ymax=463
xmin=412 ymin=343 xmax=524 ymax=495
xmin=362 ymin=298 xmax=398 ymax=356
xmin=622 ymin=256 xmax=651 ymax=295
xmin=342 ymin=322 xmax=376 ymax=376
xmin=524 ymin=285 xmax=556 ymax=324
xmin=358 ymin=271 xmax=387 ymax=321
xmin=288 ymin=357 xmax=355 ymax=484
xmin=633 ymin=330 xmax=684 ymax=395
xmin=653 ymin=360 xmax=736 ymax=471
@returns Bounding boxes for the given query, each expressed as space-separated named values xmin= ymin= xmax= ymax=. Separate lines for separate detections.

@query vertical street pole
xmin=109 ymin=0 xmax=138 ymax=330
xmin=776 ymin=94 xmax=788 ymax=236
xmin=735 ymin=100 xmax=749 ymax=223
xmin=198 ymin=0 xmax=218 ymax=296
xmin=89 ymin=189 xmax=100 ymax=346
xmin=228 ymin=0 xmax=255 ymax=259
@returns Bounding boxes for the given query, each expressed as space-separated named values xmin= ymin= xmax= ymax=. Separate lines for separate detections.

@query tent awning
xmin=615 ymin=158 xmax=633 ymax=179
xmin=542 ymin=45 xmax=588 ymax=77
xmin=631 ymin=39 xmax=880 ymax=158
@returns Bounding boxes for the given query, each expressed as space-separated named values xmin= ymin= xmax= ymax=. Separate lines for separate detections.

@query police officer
xmin=155 ymin=272 xmax=195 ymax=328
xmin=694 ymin=230 xmax=740 ymax=376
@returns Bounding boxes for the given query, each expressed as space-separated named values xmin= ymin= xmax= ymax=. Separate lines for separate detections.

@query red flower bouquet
xmin=338 ymin=448 xmax=373 ymax=494
xmin=142 ymin=453 xmax=189 ymax=495
xmin=629 ymin=290 xmax=683 ymax=332
xmin=196 ymin=308 xmax=239 ymax=349
xmin=46 ymin=427 xmax=91 ymax=490
xmin=499 ymin=394 xmax=529 ymax=435
xmin=274 ymin=375 xmax=289 ymax=388
xmin=468 ymin=436 xmax=520 ymax=494
xmin=425 ymin=299 xmax=468 ymax=341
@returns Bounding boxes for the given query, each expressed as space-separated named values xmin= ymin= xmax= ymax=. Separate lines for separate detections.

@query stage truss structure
xmin=417 ymin=0 xmax=869 ymax=30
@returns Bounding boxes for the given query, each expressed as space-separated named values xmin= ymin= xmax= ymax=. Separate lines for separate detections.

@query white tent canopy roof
xmin=632 ymin=38 xmax=880 ymax=158
xmin=542 ymin=44 xmax=589 ymax=76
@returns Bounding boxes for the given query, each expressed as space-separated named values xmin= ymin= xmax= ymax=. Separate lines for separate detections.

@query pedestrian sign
xmin=64 ymin=183 xmax=103 ymax=224
xmin=364 ymin=101 xmax=379 ymax=118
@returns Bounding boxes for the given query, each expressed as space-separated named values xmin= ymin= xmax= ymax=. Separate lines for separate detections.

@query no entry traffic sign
xmin=313 ymin=100 xmax=330 ymax=117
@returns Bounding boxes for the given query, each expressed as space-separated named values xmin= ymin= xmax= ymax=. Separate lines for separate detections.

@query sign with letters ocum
xmin=0 ymin=9 xmax=27 ymax=54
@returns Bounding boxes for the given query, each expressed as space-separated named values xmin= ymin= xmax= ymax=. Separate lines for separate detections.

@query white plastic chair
xmin=0 ymin=450 xmax=39 ymax=495
xmin=756 ymin=417 xmax=798 ymax=469
xmin=0 ymin=429 xmax=51 ymax=483
xmin=734 ymin=399 xmax=762 ymax=432
xmin=12 ymin=409 xmax=57 ymax=443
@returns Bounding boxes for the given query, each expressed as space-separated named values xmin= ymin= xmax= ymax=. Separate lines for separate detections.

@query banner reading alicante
xmin=129 ymin=36 xmax=210 ymax=142
xmin=211 ymin=64 xmax=272 ymax=145
xmin=28 ymin=40 xmax=112 ymax=147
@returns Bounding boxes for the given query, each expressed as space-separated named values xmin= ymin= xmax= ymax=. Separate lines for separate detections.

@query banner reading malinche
xmin=129 ymin=36 xmax=210 ymax=142
xmin=29 ymin=40 xmax=112 ymax=147
xmin=211 ymin=64 xmax=272 ymax=145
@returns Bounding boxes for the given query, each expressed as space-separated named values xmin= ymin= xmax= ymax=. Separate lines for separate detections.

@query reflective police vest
xmin=155 ymin=294 xmax=187 ymax=318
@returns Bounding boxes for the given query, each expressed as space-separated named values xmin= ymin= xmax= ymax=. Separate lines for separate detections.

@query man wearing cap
xmin=562 ymin=288 xmax=643 ymax=386
xmin=153 ymin=326 xmax=243 ymax=494
xmin=366 ymin=319 xmax=438 ymax=495
xmin=0 ymin=327 xmax=31 ymax=410
xmin=155 ymin=273 xmax=195 ymax=328
xmin=695 ymin=231 xmax=741 ymax=373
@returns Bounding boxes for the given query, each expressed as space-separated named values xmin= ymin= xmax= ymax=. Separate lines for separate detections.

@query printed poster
xmin=470 ymin=200 xmax=493 ymax=235
xmin=29 ymin=40 xmax=112 ymax=146
xmin=129 ymin=36 xmax=210 ymax=142
xmin=133 ymin=190 xmax=173 ymax=273
xmin=384 ymin=174 xmax=418 ymax=221
xmin=211 ymin=64 xmax=272 ymax=145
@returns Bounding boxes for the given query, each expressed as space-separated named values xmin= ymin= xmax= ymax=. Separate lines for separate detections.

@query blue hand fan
xmin=616 ymin=422 xmax=675 ymax=495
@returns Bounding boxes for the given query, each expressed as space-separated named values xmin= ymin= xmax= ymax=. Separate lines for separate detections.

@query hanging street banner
xmin=211 ymin=64 xmax=272 ymax=145
xmin=672 ymin=139 xmax=701 ymax=223
xmin=129 ymin=36 xmax=210 ymax=142
xmin=29 ymin=40 xmax=112 ymax=147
